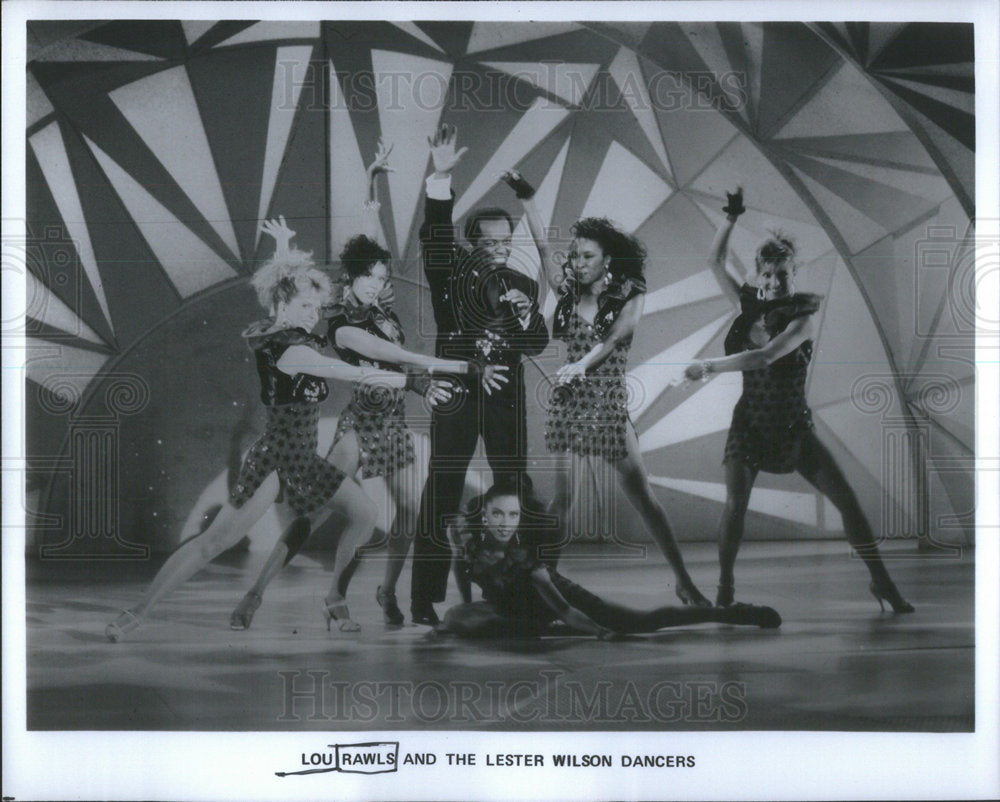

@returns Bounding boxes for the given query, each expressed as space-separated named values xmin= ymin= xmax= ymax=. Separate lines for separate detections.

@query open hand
xmin=428 ymin=123 xmax=468 ymax=175
xmin=555 ymin=361 xmax=586 ymax=385
xmin=481 ymin=364 xmax=509 ymax=395
xmin=259 ymin=216 xmax=295 ymax=255
xmin=424 ymin=379 xmax=453 ymax=407
xmin=367 ymin=139 xmax=394 ymax=177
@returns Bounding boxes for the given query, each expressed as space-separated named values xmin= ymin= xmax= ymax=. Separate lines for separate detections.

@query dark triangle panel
xmin=187 ymin=47 xmax=277 ymax=265
xmin=24 ymin=321 xmax=114 ymax=355
xmin=192 ymin=21 xmax=259 ymax=51
xmin=873 ymin=67 xmax=973 ymax=94
xmin=31 ymin=61 xmax=241 ymax=267
xmin=874 ymin=77 xmax=974 ymax=151
xmin=774 ymin=131 xmax=937 ymax=172
xmin=66 ymin=123 xmax=184 ymax=347
xmin=812 ymin=22 xmax=855 ymax=58
xmin=262 ymin=59 xmax=329 ymax=268
xmin=415 ymin=21 xmax=474 ymax=60
xmin=845 ymin=22 xmax=870 ymax=64
xmin=460 ymin=28 xmax=617 ymax=65
xmin=81 ymin=20 xmax=187 ymax=61
xmin=871 ymin=22 xmax=974 ymax=71
xmin=25 ymin=142 xmax=117 ymax=348
xmin=758 ymin=23 xmax=840 ymax=140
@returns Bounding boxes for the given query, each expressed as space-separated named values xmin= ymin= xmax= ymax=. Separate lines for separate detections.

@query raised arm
xmin=260 ymin=216 xmax=296 ymax=259
xmin=555 ymin=294 xmax=644 ymax=384
xmin=708 ymin=188 xmax=747 ymax=305
xmin=362 ymin=139 xmax=393 ymax=245
xmin=500 ymin=169 xmax=562 ymax=293
xmin=685 ymin=314 xmax=815 ymax=380
xmin=529 ymin=568 xmax=617 ymax=639
xmin=277 ymin=344 xmax=407 ymax=387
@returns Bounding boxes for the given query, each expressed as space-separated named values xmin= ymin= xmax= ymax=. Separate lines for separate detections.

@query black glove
xmin=403 ymin=367 xmax=432 ymax=395
xmin=501 ymin=169 xmax=536 ymax=200
xmin=723 ymin=187 xmax=745 ymax=218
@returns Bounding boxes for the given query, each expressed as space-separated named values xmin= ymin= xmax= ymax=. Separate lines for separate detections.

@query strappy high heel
xmin=723 ymin=602 xmax=782 ymax=629
xmin=870 ymin=581 xmax=915 ymax=614
xmin=323 ymin=597 xmax=361 ymax=632
xmin=230 ymin=591 xmax=262 ymax=630
xmin=716 ymin=583 xmax=735 ymax=607
xmin=105 ymin=609 xmax=143 ymax=642
xmin=676 ymin=583 xmax=712 ymax=607
xmin=376 ymin=585 xmax=404 ymax=626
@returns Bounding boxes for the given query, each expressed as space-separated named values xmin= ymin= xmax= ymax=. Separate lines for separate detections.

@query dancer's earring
xmin=756 ymin=284 xmax=766 ymax=301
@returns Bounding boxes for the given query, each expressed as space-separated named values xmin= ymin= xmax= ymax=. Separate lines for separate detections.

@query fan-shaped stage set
xmin=23 ymin=19 xmax=975 ymax=732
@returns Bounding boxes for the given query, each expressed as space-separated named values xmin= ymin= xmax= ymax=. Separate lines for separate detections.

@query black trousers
xmin=411 ymin=384 xmax=529 ymax=605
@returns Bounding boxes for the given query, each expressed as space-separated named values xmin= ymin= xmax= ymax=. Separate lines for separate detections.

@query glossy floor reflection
xmin=26 ymin=540 xmax=973 ymax=731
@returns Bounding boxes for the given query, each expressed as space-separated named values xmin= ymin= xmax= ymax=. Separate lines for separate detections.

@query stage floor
xmin=24 ymin=540 xmax=973 ymax=731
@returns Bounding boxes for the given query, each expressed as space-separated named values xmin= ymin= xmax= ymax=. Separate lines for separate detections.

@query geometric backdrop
xmin=24 ymin=20 xmax=974 ymax=552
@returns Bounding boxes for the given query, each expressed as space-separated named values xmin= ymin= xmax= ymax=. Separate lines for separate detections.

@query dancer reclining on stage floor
xmin=439 ymin=483 xmax=782 ymax=640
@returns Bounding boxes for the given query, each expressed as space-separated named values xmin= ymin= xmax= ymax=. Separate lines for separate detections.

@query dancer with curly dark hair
xmin=685 ymin=187 xmax=913 ymax=613
xmin=506 ymin=172 xmax=710 ymax=606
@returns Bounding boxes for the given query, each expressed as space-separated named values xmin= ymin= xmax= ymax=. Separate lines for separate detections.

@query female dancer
xmin=505 ymin=171 xmax=710 ymax=607
xmin=442 ymin=482 xmax=781 ymax=639
xmin=228 ymin=142 xmax=507 ymax=629
xmin=105 ymin=247 xmax=423 ymax=641
xmin=684 ymin=188 xmax=914 ymax=613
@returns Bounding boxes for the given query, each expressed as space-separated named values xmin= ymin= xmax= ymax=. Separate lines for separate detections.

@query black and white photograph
xmin=3 ymin=1 xmax=998 ymax=799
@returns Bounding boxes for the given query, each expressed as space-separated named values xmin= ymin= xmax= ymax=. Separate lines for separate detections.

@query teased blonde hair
xmin=250 ymin=248 xmax=332 ymax=312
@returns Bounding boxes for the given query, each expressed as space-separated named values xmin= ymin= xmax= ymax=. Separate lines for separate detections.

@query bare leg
xmin=615 ymin=428 xmax=709 ymax=605
xmin=795 ymin=431 xmax=913 ymax=612
xmin=321 ymin=477 xmax=378 ymax=631
xmin=716 ymin=459 xmax=757 ymax=605
xmin=381 ymin=463 xmax=420 ymax=593
xmin=542 ymin=451 xmax=577 ymax=566
xmin=133 ymin=472 xmax=280 ymax=619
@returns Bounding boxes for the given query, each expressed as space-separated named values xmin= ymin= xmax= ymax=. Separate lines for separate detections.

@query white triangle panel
xmin=629 ymin=314 xmax=731 ymax=418
xmin=372 ymin=50 xmax=453 ymax=250
xmin=822 ymin=497 xmax=845 ymax=531
xmin=740 ymin=22 xmax=764 ymax=119
xmin=791 ymin=166 xmax=888 ymax=255
xmin=389 ymin=22 xmax=445 ymax=52
xmin=257 ymin=46 xmax=314 ymax=245
xmin=26 ymin=272 xmax=105 ymax=345
xmin=215 ymin=21 xmax=320 ymax=48
xmin=34 ymin=38 xmax=162 ymax=62
xmin=607 ymin=48 xmax=671 ymax=176
xmin=328 ymin=63 xmax=370 ymax=258
xmin=649 ymin=476 xmax=819 ymax=527
xmin=680 ymin=24 xmax=733 ymax=79
xmin=25 ymin=338 xmax=109 ymax=403
xmin=29 ymin=122 xmax=115 ymax=334
xmin=181 ymin=21 xmax=215 ymax=46
xmin=642 ymin=270 xmax=725 ymax=316
xmin=480 ymin=61 xmax=599 ymax=107
xmin=108 ymin=66 xmax=240 ymax=259
xmin=580 ymin=141 xmax=672 ymax=232
xmin=776 ymin=63 xmax=909 ymax=139
xmin=466 ymin=22 xmax=581 ymax=54
xmin=85 ymin=136 xmax=238 ymax=298
xmin=454 ymin=98 xmax=570 ymax=220
xmin=535 ymin=136 xmax=570 ymax=227
xmin=27 ymin=72 xmax=55 ymax=127
xmin=638 ymin=372 xmax=743 ymax=452
xmin=508 ymin=216 xmax=541 ymax=282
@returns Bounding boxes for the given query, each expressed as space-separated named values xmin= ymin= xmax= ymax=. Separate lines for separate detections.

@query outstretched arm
xmin=277 ymin=345 xmax=407 ymax=387
xmin=708 ymin=188 xmax=746 ymax=305
xmin=555 ymin=294 xmax=644 ymax=384
xmin=685 ymin=314 xmax=815 ymax=380
xmin=530 ymin=568 xmax=617 ymax=639
xmin=500 ymin=169 xmax=562 ymax=293
xmin=362 ymin=139 xmax=393 ymax=245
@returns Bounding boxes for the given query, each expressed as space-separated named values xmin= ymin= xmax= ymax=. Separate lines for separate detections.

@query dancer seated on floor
xmin=504 ymin=168 xmax=709 ymax=606
xmin=439 ymin=482 xmax=781 ymax=640
xmin=105 ymin=247 xmax=443 ymax=641
xmin=228 ymin=141 xmax=508 ymax=631
xmin=684 ymin=186 xmax=913 ymax=613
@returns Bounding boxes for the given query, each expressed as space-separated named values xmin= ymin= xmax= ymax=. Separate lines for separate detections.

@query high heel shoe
xmin=870 ymin=581 xmax=915 ymax=614
xmin=676 ymin=583 xmax=712 ymax=607
xmin=724 ymin=602 xmax=782 ymax=629
xmin=323 ymin=598 xmax=361 ymax=632
xmin=105 ymin=609 xmax=143 ymax=642
xmin=376 ymin=585 xmax=404 ymax=626
xmin=716 ymin=583 xmax=735 ymax=607
xmin=230 ymin=591 xmax=262 ymax=630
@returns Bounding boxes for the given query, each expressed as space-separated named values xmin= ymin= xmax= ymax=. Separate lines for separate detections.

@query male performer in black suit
xmin=410 ymin=124 xmax=549 ymax=625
